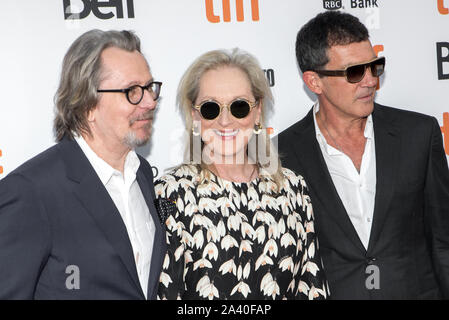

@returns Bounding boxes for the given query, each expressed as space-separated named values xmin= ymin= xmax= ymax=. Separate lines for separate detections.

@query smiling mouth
xmin=213 ymin=129 xmax=239 ymax=137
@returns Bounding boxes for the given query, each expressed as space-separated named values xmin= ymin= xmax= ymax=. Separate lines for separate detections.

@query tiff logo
xmin=441 ymin=113 xmax=449 ymax=156
xmin=205 ymin=0 xmax=259 ymax=23
xmin=438 ymin=0 xmax=448 ymax=14
xmin=63 ymin=0 xmax=135 ymax=20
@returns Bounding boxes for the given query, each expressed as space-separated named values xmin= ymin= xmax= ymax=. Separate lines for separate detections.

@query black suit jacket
xmin=278 ymin=103 xmax=449 ymax=299
xmin=0 ymin=137 xmax=166 ymax=299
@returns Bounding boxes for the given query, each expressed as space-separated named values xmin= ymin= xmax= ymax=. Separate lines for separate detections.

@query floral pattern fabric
xmin=155 ymin=165 xmax=329 ymax=300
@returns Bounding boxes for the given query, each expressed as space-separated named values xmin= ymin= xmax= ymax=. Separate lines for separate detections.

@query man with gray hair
xmin=0 ymin=29 xmax=166 ymax=299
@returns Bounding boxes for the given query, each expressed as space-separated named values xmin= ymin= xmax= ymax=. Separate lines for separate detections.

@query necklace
xmin=319 ymin=113 xmax=344 ymax=153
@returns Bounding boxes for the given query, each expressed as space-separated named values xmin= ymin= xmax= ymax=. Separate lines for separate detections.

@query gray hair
xmin=53 ymin=29 xmax=142 ymax=141
xmin=177 ymin=48 xmax=284 ymax=188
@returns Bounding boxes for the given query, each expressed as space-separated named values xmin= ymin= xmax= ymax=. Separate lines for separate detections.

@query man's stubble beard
xmin=124 ymin=110 xmax=154 ymax=149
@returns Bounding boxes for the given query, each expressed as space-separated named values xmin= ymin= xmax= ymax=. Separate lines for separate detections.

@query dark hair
xmin=295 ymin=11 xmax=369 ymax=73
xmin=53 ymin=29 xmax=142 ymax=142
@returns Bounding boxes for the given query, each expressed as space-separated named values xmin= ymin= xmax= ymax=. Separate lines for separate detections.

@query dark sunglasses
xmin=313 ymin=56 xmax=386 ymax=83
xmin=193 ymin=98 xmax=257 ymax=120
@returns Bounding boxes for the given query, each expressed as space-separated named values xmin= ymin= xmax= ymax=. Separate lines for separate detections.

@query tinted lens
xmin=200 ymin=101 xmax=221 ymax=120
xmin=230 ymin=100 xmax=251 ymax=119
xmin=128 ymin=85 xmax=143 ymax=104
xmin=346 ymin=64 xmax=367 ymax=83
xmin=370 ymin=58 xmax=385 ymax=77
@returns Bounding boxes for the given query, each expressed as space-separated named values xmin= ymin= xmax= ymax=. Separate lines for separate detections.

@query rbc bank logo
xmin=63 ymin=0 xmax=135 ymax=20
xmin=323 ymin=0 xmax=379 ymax=9
xmin=323 ymin=0 xmax=342 ymax=10
xmin=350 ymin=0 xmax=378 ymax=8
xmin=205 ymin=0 xmax=259 ymax=23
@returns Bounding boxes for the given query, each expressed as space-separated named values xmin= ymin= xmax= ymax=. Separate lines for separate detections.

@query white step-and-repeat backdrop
xmin=0 ymin=0 xmax=448 ymax=179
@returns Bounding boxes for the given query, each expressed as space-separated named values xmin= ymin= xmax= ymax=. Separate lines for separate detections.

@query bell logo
xmin=436 ymin=42 xmax=449 ymax=80
xmin=441 ymin=113 xmax=449 ymax=156
xmin=438 ymin=0 xmax=448 ymax=14
xmin=63 ymin=0 xmax=135 ymax=20
xmin=205 ymin=0 xmax=260 ymax=23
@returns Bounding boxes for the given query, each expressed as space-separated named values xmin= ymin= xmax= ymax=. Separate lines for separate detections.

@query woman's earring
xmin=192 ymin=121 xmax=201 ymax=136
xmin=253 ymin=123 xmax=262 ymax=134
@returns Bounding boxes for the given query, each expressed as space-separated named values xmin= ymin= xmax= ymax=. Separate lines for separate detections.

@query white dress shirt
xmin=313 ymin=102 xmax=376 ymax=249
xmin=75 ymin=135 xmax=155 ymax=298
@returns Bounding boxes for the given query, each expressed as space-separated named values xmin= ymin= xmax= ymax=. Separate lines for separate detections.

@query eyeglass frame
xmin=97 ymin=81 xmax=163 ymax=105
xmin=312 ymin=56 xmax=386 ymax=83
xmin=192 ymin=98 xmax=258 ymax=120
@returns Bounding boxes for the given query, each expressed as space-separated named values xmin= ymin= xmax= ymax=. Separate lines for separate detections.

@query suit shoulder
xmin=0 ymin=145 xmax=61 ymax=215
xmin=375 ymin=103 xmax=436 ymax=126
xmin=6 ymin=143 xmax=62 ymax=181
xmin=278 ymin=116 xmax=310 ymax=140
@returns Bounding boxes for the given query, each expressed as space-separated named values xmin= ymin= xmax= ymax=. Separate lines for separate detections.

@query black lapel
xmin=57 ymin=137 xmax=145 ymax=298
xmin=366 ymin=104 xmax=400 ymax=253
xmin=135 ymin=162 xmax=166 ymax=300
xmin=289 ymin=109 xmax=366 ymax=253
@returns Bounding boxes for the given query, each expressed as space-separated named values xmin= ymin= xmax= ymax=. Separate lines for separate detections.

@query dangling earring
xmin=192 ymin=121 xmax=201 ymax=136
xmin=253 ymin=123 xmax=262 ymax=134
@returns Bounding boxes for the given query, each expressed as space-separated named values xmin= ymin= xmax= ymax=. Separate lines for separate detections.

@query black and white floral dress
xmin=155 ymin=165 xmax=329 ymax=300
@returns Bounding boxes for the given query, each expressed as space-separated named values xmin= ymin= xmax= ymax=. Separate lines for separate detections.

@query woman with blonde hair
xmin=155 ymin=48 xmax=328 ymax=300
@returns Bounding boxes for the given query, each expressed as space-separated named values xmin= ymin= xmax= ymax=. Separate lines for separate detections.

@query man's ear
xmin=87 ymin=108 xmax=96 ymax=122
xmin=302 ymin=71 xmax=323 ymax=95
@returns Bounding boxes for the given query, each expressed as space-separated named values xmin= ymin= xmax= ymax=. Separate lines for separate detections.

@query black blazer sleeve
xmin=0 ymin=173 xmax=51 ymax=299
xmin=425 ymin=117 xmax=449 ymax=298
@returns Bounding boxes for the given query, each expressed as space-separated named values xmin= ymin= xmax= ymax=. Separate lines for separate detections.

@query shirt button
xmin=367 ymin=218 xmax=372 ymax=223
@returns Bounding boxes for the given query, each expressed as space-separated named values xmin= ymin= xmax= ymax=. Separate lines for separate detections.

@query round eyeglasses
xmin=97 ymin=81 xmax=162 ymax=105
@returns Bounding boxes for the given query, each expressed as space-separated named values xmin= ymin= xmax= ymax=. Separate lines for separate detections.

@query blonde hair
xmin=176 ymin=48 xmax=284 ymax=189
